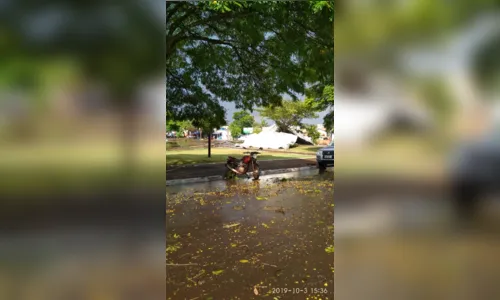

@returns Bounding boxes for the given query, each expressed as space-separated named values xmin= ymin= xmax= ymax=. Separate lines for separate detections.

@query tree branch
xmin=231 ymin=46 xmax=264 ymax=87
xmin=166 ymin=2 xmax=186 ymax=24
xmin=166 ymin=34 xmax=187 ymax=61
xmin=166 ymin=4 xmax=199 ymax=37
xmin=185 ymin=11 xmax=253 ymax=30
xmin=187 ymin=35 xmax=236 ymax=46
xmin=166 ymin=263 xmax=199 ymax=266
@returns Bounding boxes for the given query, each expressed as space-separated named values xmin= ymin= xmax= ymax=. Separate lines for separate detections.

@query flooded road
xmin=335 ymin=178 xmax=500 ymax=300
xmin=166 ymin=170 xmax=334 ymax=299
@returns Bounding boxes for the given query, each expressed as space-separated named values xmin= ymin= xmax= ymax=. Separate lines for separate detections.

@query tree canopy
xmin=306 ymin=85 xmax=334 ymax=132
xmin=257 ymin=99 xmax=318 ymax=133
xmin=228 ymin=110 xmax=254 ymax=139
xmin=252 ymin=119 xmax=269 ymax=134
xmin=166 ymin=1 xmax=334 ymax=128
xmin=166 ymin=120 xmax=196 ymax=133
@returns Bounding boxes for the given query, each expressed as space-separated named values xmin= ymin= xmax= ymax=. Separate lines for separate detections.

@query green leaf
xmin=212 ymin=270 xmax=224 ymax=275
xmin=166 ymin=1 xmax=333 ymax=126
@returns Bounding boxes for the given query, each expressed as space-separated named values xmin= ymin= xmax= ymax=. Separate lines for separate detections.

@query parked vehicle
xmin=448 ymin=128 xmax=500 ymax=225
xmin=316 ymin=140 xmax=334 ymax=171
xmin=224 ymin=151 xmax=261 ymax=180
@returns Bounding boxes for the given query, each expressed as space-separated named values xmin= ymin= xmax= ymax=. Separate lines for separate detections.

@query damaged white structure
xmin=239 ymin=124 xmax=314 ymax=150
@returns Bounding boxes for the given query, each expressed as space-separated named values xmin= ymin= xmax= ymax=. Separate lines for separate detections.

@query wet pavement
xmin=166 ymin=158 xmax=317 ymax=180
xmin=166 ymin=169 xmax=334 ymax=299
xmin=335 ymin=180 xmax=500 ymax=300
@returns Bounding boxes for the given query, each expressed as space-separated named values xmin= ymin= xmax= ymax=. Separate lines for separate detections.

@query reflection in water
xmin=166 ymin=167 xmax=332 ymax=196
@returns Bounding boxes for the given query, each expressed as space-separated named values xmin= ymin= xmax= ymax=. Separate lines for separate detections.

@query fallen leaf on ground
xmin=212 ymin=270 xmax=224 ymax=275
xmin=325 ymin=245 xmax=334 ymax=253
xmin=223 ymin=223 xmax=241 ymax=229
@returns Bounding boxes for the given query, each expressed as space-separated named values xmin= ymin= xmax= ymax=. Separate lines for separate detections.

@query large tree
xmin=306 ymin=85 xmax=334 ymax=132
xmin=166 ymin=1 xmax=334 ymax=128
xmin=228 ymin=110 xmax=254 ymax=139
xmin=257 ymin=99 xmax=319 ymax=133
xmin=232 ymin=111 xmax=255 ymax=129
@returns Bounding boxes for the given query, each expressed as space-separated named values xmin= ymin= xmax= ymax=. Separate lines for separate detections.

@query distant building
xmin=316 ymin=124 xmax=328 ymax=138
xmin=213 ymin=126 xmax=230 ymax=140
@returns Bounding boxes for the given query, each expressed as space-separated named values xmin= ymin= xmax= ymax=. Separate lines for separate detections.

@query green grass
xmin=166 ymin=148 xmax=314 ymax=166
xmin=166 ymin=141 xmax=325 ymax=154
xmin=166 ymin=138 xmax=202 ymax=149
xmin=288 ymin=145 xmax=324 ymax=153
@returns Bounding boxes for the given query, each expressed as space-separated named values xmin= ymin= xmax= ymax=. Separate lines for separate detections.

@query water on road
xmin=335 ymin=179 xmax=500 ymax=300
xmin=166 ymin=170 xmax=334 ymax=299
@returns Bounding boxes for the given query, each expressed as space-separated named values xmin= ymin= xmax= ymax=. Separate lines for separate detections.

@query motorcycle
xmin=224 ymin=151 xmax=261 ymax=180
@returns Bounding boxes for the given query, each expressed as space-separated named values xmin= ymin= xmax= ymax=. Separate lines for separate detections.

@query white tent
xmin=260 ymin=124 xmax=314 ymax=144
xmin=241 ymin=131 xmax=298 ymax=149
xmin=261 ymin=124 xmax=279 ymax=133
xmin=239 ymin=122 xmax=319 ymax=149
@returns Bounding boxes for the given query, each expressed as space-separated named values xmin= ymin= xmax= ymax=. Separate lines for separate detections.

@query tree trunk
xmin=208 ymin=131 xmax=211 ymax=158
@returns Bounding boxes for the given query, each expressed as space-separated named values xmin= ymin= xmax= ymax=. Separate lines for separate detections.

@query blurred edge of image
xmin=0 ymin=1 xmax=166 ymax=300
xmin=335 ymin=1 xmax=500 ymax=300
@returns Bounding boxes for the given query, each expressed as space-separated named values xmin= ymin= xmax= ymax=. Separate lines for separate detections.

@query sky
xmin=200 ymin=82 xmax=328 ymax=125
xmin=222 ymin=101 xmax=328 ymax=125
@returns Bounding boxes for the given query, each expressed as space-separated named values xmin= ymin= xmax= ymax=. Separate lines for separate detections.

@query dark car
xmin=316 ymin=140 xmax=334 ymax=170
xmin=448 ymin=128 xmax=500 ymax=225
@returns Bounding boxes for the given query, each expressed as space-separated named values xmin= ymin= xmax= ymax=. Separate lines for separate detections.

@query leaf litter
xmin=166 ymin=172 xmax=334 ymax=299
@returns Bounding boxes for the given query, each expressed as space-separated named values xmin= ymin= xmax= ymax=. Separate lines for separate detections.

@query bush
xmin=304 ymin=125 xmax=320 ymax=144
xmin=228 ymin=123 xmax=242 ymax=140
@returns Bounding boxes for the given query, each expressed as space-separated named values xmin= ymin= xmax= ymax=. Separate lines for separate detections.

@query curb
xmin=166 ymin=165 xmax=317 ymax=186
